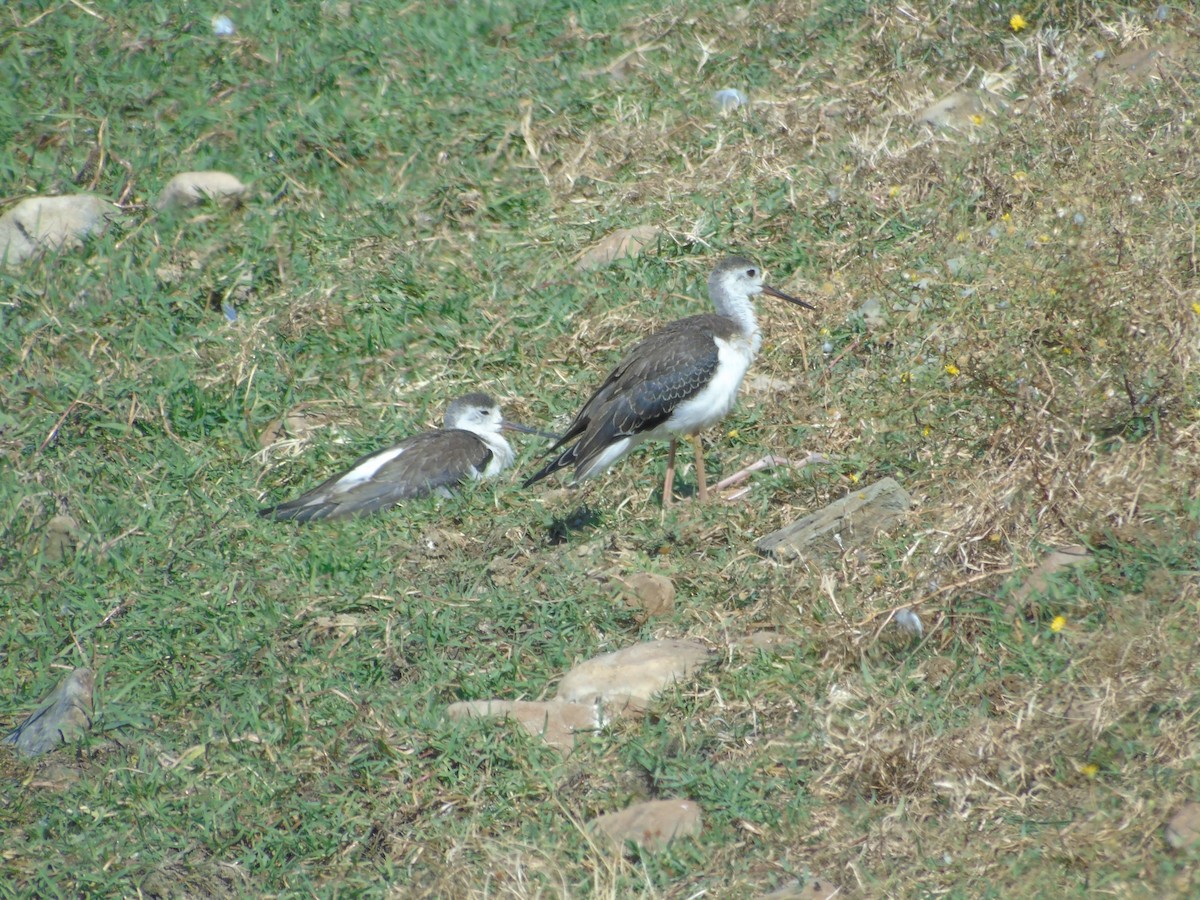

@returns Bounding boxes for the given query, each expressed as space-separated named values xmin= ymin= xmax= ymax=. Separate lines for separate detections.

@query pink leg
xmin=662 ymin=439 xmax=678 ymax=509
xmin=692 ymin=434 xmax=708 ymax=502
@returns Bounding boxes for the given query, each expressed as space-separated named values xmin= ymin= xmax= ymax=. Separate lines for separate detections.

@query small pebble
xmin=894 ymin=608 xmax=923 ymax=637
xmin=1072 ymin=212 xmax=1085 ymax=226
xmin=212 ymin=15 xmax=235 ymax=36
xmin=821 ymin=341 xmax=834 ymax=354
xmin=1155 ymin=5 xmax=1170 ymax=22
xmin=712 ymin=89 xmax=748 ymax=112
xmin=222 ymin=302 xmax=238 ymax=322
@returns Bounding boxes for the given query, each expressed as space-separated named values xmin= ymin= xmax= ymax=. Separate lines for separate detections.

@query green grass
xmin=3 ymin=0 xmax=1200 ymax=896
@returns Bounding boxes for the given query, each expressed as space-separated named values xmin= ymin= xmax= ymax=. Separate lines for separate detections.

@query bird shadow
xmin=544 ymin=504 xmax=602 ymax=545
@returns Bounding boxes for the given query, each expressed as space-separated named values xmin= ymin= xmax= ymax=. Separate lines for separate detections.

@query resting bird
xmin=260 ymin=393 xmax=546 ymax=522
xmin=524 ymin=256 xmax=814 ymax=507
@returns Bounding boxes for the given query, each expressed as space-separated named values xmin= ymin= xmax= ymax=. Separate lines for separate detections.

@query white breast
xmin=653 ymin=333 xmax=756 ymax=440
xmin=477 ymin=434 xmax=515 ymax=478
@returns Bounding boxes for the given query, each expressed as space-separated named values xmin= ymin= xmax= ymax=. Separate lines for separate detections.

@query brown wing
xmin=260 ymin=428 xmax=493 ymax=523
xmin=524 ymin=315 xmax=727 ymax=485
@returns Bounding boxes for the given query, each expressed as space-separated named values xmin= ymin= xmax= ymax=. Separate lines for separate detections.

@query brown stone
xmin=574 ymin=226 xmax=662 ymax=270
xmin=615 ymin=573 xmax=676 ymax=619
xmin=1166 ymin=802 xmax=1200 ymax=850
xmin=556 ymin=639 xmax=714 ymax=714
xmin=446 ymin=699 xmax=601 ymax=752
xmin=589 ymin=798 xmax=702 ymax=851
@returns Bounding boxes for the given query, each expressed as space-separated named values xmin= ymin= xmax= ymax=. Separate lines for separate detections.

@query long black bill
xmin=503 ymin=421 xmax=562 ymax=441
xmin=762 ymin=283 xmax=817 ymax=311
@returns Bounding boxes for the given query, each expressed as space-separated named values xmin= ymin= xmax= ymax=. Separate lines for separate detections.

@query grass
xmin=2 ymin=0 xmax=1200 ymax=896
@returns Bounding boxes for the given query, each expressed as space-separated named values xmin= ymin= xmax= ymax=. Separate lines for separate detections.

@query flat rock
xmin=154 ymin=170 xmax=247 ymax=211
xmin=914 ymin=89 xmax=996 ymax=129
xmin=556 ymin=639 xmax=714 ymax=714
xmin=733 ymin=631 xmax=799 ymax=653
xmin=761 ymin=876 xmax=841 ymax=899
xmin=574 ymin=226 xmax=662 ymax=271
xmin=258 ymin=402 xmax=349 ymax=451
xmin=2 ymin=668 xmax=94 ymax=756
xmin=1082 ymin=43 xmax=1187 ymax=90
xmin=615 ymin=573 xmax=676 ymax=619
xmin=1007 ymin=545 xmax=1091 ymax=611
xmin=1165 ymin=802 xmax=1200 ymax=850
xmin=446 ymin=699 xmax=601 ymax=752
xmin=589 ymin=798 xmax=702 ymax=851
xmin=756 ymin=477 xmax=913 ymax=560
xmin=43 ymin=515 xmax=84 ymax=562
xmin=744 ymin=374 xmax=796 ymax=395
xmin=0 ymin=194 xmax=118 ymax=265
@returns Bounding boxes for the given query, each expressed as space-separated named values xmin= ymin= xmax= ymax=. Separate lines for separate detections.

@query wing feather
xmin=524 ymin=315 xmax=725 ymax=486
xmin=260 ymin=429 xmax=492 ymax=522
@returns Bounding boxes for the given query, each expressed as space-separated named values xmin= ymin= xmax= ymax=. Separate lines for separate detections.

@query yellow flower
xmin=1000 ymin=212 xmax=1012 ymax=222
xmin=922 ymin=425 xmax=931 ymax=437
xmin=969 ymin=114 xmax=985 ymax=126
xmin=944 ymin=363 xmax=960 ymax=377
xmin=888 ymin=185 xmax=901 ymax=198
xmin=848 ymin=472 xmax=860 ymax=484
xmin=1191 ymin=302 xmax=1200 ymax=315
xmin=1050 ymin=615 xmax=1066 ymax=632
xmin=1012 ymin=171 xmax=1028 ymax=183
xmin=726 ymin=428 xmax=739 ymax=439
xmin=1081 ymin=762 xmax=1100 ymax=778
xmin=1010 ymin=13 xmax=1028 ymax=32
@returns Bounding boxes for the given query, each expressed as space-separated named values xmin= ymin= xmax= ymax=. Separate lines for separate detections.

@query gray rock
xmin=3 ymin=668 xmax=95 ymax=755
xmin=756 ymin=477 xmax=914 ymax=560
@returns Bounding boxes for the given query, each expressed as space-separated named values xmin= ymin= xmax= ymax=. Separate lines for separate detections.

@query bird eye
xmin=746 ymin=268 xmax=756 ymax=277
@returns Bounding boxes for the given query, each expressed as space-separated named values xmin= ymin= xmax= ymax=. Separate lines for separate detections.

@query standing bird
xmin=524 ymin=256 xmax=814 ymax=507
xmin=260 ymin=393 xmax=548 ymax=522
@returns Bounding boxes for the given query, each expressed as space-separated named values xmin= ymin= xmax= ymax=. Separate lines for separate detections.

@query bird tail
xmin=258 ymin=501 xmax=325 ymax=523
xmin=522 ymin=445 xmax=578 ymax=488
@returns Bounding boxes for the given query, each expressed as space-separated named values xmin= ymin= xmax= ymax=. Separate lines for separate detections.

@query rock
xmin=756 ymin=477 xmax=914 ymax=560
xmin=744 ymin=374 xmax=795 ymax=395
xmin=615 ymin=573 xmax=676 ymax=619
xmin=43 ymin=515 xmax=83 ymax=562
xmin=713 ymin=88 xmax=748 ymax=112
xmin=445 ymin=699 xmax=601 ymax=752
xmin=574 ymin=226 xmax=662 ymax=271
xmin=589 ymin=798 xmax=702 ymax=851
xmin=857 ymin=296 xmax=887 ymax=330
xmin=154 ymin=171 xmax=247 ymax=211
xmin=1166 ymin=802 xmax=1200 ymax=850
xmin=0 ymin=194 xmax=118 ymax=265
xmin=762 ymin=875 xmax=842 ymax=898
xmin=2 ymin=668 xmax=94 ymax=756
xmin=557 ymin=638 xmax=714 ymax=714
xmin=1081 ymin=43 xmax=1186 ymax=90
xmin=733 ymin=631 xmax=798 ymax=653
xmin=914 ymin=89 xmax=989 ymax=129
xmin=1007 ymin=545 xmax=1091 ymax=611
xmin=892 ymin=607 xmax=924 ymax=637
xmin=258 ymin=402 xmax=348 ymax=451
